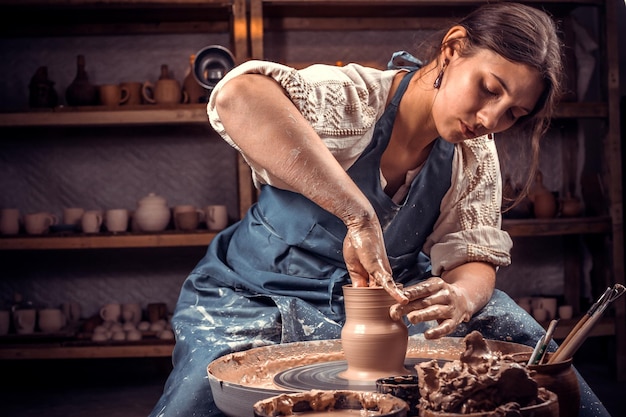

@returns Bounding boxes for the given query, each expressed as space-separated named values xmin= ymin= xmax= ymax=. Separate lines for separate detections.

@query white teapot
xmin=134 ymin=192 xmax=171 ymax=232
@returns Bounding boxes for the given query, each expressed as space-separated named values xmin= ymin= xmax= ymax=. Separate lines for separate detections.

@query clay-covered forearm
xmin=441 ymin=261 xmax=496 ymax=318
xmin=213 ymin=73 xmax=374 ymax=226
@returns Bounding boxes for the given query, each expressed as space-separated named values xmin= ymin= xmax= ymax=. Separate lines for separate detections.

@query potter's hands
xmin=343 ymin=219 xmax=408 ymax=305
xmin=389 ymin=277 xmax=471 ymax=339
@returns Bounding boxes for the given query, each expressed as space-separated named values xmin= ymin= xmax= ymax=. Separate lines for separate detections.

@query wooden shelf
xmin=0 ymin=230 xmax=217 ymax=250
xmin=502 ymin=216 xmax=612 ymax=237
xmin=0 ymin=104 xmax=209 ymax=127
xmin=0 ymin=101 xmax=608 ymax=129
xmin=0 ymin=341 xmax=174 ymax=360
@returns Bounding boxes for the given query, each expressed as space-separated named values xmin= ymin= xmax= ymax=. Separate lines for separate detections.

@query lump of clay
xmin=416 ymin=331 xmax=540 ymax=414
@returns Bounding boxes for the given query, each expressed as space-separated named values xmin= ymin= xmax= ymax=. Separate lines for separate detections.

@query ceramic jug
xmin=529 ymin=171 xmax=557 ymax=219
xmin=29 ymin=66 xmax=58 ymax=108
xmin=183 ymin=54 xmax=208 ymax=104
xmin=142 ymin=64 xmax=185 ymax=105
xmin=560 ymin=192 xmax=584 ymax=217
xmin=134 ymin=193 xmax=171 ymax=232
xmin=339 ymin=285 xmax=409 ymax=381
xmin=66 ymin=55 xmax=98 ymax=106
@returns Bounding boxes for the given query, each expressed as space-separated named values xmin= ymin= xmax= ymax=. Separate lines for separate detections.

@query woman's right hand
xmin=343 ymin=217 xmax=408 ymax=305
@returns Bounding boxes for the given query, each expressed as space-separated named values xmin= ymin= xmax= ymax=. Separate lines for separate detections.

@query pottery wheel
xmin=273 ymin=358 xmax=437 ymax=391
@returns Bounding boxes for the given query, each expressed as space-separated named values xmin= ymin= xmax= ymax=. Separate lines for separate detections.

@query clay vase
xmin=560 ymin=192 xmax=584 ymax=217
xmin=28 ymin=66 xmax=58 ymax=108
xmin=134 ymin=192 xmax=171 ymax=232
xmin=339 ymin=285 xmax=409 ymax=382
xmin=65 ymin=55 xmax=98 ymax=106
xmin=183 ymin=54 xmax=208 ymax=104
xmin=529 ymin=171 xmax=557 ymax=219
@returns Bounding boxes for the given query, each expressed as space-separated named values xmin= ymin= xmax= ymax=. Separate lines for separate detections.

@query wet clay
xmin=252 ymin=390 xmax=408 ymax=417
xmin=416 ymin=331 xmax=545 ymax=414
xmin=339 ymin=285 xmax=409 ymax=381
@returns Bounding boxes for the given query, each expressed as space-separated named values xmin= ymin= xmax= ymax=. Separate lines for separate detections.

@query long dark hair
xmin=433 ymin=2 xmax=564 ymax=206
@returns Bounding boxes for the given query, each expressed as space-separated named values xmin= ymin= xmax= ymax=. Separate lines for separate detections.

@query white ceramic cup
xmin=13 ymin=309 xmax=37 ymax=334
xmin=100 ymin=303 xmax=122 ymax=322
xmin=38 ymin=308 xmax=66 ymax=333
xmin=558 ymin=305 xmax=574 ymax=320
xmin=105 ymin=209 xmax=129 ymax=233
xmin=204 ymin=205 xmax=228 ymax=231
xmin=81 ymin=210 xmax=103 ymax=233
xmin=0 ymin=208 xmax=21 ymax=235
xmin=63 ymin=207 xmax=85 ymax=226
xmin=121 ymin=303 xmax=142 ymax=325
xmin=0 ymin=310 xmax=10 ymax=335
xmin=24 ymin=212 xmax=58 ymax=235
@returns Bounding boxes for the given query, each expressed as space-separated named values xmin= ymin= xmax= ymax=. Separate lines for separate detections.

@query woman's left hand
xmin=389 ymin=277 xmax=472 ymax=339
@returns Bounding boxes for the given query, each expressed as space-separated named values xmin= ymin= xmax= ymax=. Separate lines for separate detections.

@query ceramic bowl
xmin=193 ymin=45 xmax=235 ymax=90
xmin=253 ymin=390 xmax=409 ymax=417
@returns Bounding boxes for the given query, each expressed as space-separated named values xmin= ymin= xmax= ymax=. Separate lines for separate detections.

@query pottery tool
xmin=527 ymin=319 xmax=558 ymax=365
xmin=549 ymin=284 xmax=625 ymax=363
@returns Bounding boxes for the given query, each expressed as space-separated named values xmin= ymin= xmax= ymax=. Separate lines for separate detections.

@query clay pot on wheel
xmin=339 ymin=285 xmax=409 ymax=382
xmin=134 ymin=193 xmax=171 ymax=232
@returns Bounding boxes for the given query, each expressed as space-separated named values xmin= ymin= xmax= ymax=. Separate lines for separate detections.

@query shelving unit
xmin=0 ymin=0 xmax=250 ymax=359
xmin=248 ymin=0 xmax=624 ymax=380
xmin=0 ymin=0 xmax=623 ymax=378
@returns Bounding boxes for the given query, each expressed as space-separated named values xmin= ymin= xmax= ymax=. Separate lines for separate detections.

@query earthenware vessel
xmin=142 ymin=64 xmax=185 ymax=105
xmin=134 ymin=193 xmax=171 ymax=232
xmin=512 ymin=352 xmax=579 ymax=417
xmin=339 ymin=285 xmax=409 ymax=381
xmin=420 ymin=388 xmax=558 ymax=417
xmin=183 ymin=54 xmax=208 ymax=103
xmin=28 ymin=66 xmax=58 ymax=108
xmin=66 ymin=55 xmax=98 ymax=106
xmin=560 ymin=192 xmax=584 ymax=217
xmin=530 ymin=171 xmax=557 ymax=219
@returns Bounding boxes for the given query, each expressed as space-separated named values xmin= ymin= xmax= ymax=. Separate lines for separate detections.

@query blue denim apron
xmin=149 ymin=69 xmax=609 ymax=417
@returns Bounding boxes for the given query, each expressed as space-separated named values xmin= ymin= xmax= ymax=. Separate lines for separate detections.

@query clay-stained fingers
xmin=375 ymin=271 xmax=408 ymax=305
xmin=402 ymin=277 xmax=446 ymax=301
xmin=423 ymin=319 xmax=457 ymax=339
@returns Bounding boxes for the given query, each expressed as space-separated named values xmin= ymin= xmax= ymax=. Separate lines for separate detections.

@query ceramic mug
xmin=105 ymin=209 xmax=129 ymax=233
xmin=63 ymin=207 xmax=85 ymax=226
xmin=38 ymin=308 xmax=66 ymax=333
xmin=0 ymin=310 xmax=10 ymax=335
xmin=174 ymin=205 xmax=204 ymax=231
xmin=100 ymin=303 xmax=122 ymax=323
xmin=99 ymin=84 xmax=130 ymax=106
xmin=81 ymin=210 xmax=103 ymax=233
xmin=0 ymin=208 xmax=21 ymax=235
xmin=13 ymin=309 xmax=37 ymax=334
xmin=120 ymin=81 xmax=143 ymax=105
xmin=122 ymin=303 xmax=142 ymax=325
xmin=142 ymin=79 xmax=185 ymax=105
xmin=24 ymin=212 xmax=58 ymax=235
xmin=204 ymin=205 xmax=228 ymax=231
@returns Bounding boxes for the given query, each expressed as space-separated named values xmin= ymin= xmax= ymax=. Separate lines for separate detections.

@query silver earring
xmin=433 ymin=62 xmax=447 ymax=89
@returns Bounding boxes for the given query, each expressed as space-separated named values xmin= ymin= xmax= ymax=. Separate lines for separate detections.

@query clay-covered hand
xmin=389 ymin=277 xmax=471 ymax=339
xmin=343 ymin=219 xmax=408 ymax=305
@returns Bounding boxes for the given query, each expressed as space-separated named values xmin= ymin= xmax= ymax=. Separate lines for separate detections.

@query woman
xmin=150 ymin=3 xmax=610 ymax=416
